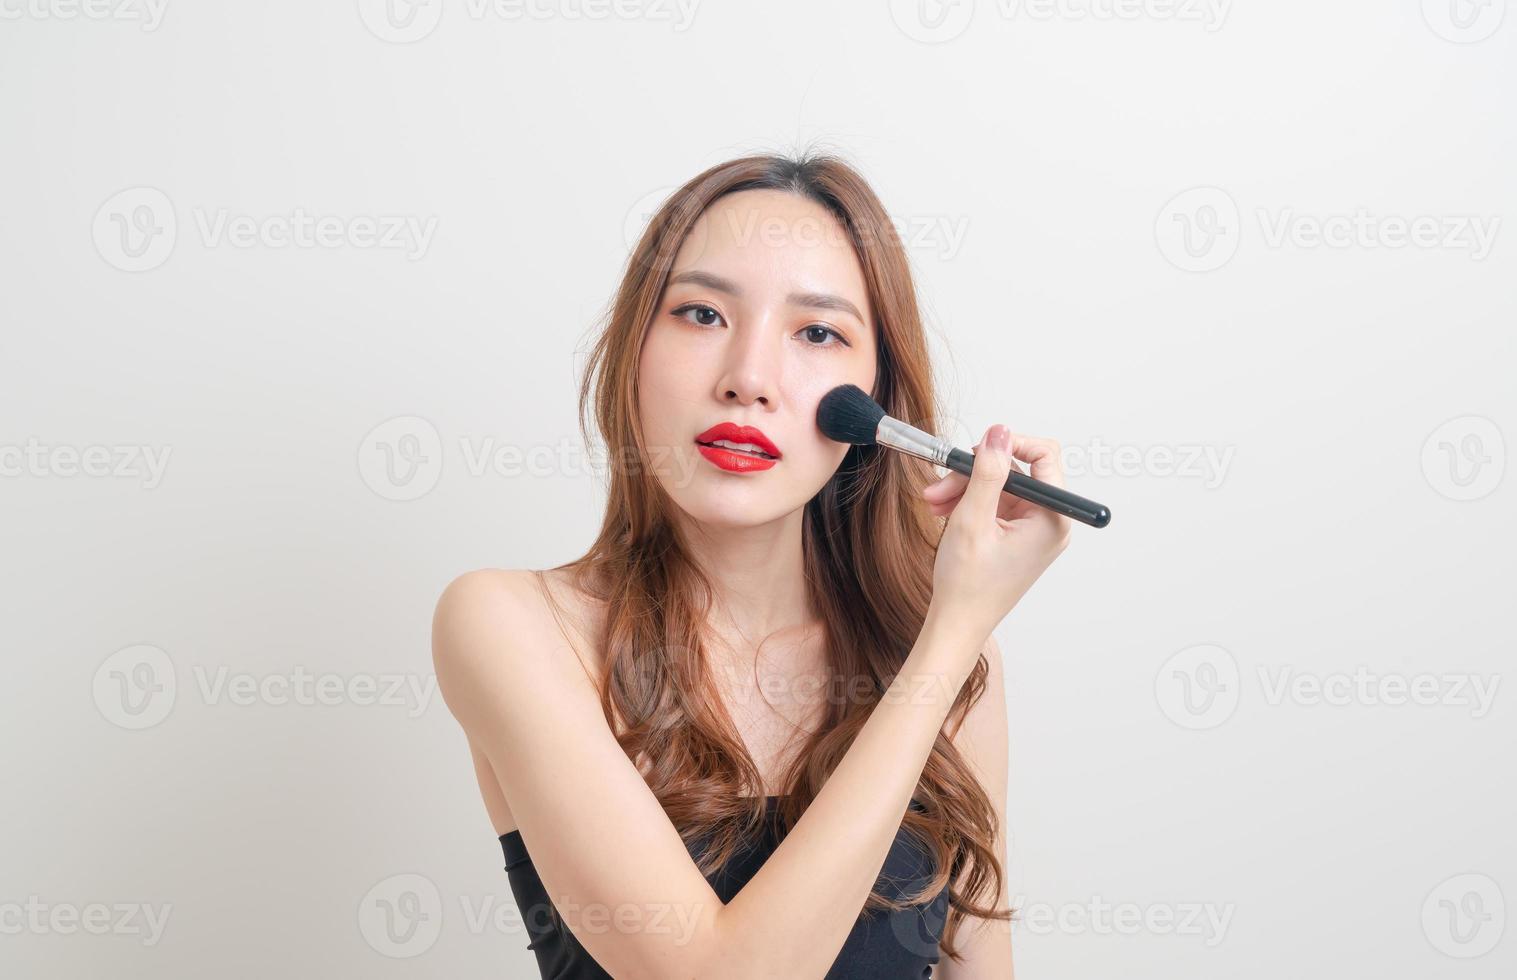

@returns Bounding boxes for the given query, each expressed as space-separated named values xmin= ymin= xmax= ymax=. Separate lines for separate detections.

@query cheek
xmin=637 ymin=330 xmax=691 ymax=426
xmin=782 ymin=371 xmax=873 ymax=477
xmin=640 ymin=323 xmax=714 ymax=390
xmin=785 ymin=339 xmax=876 ymax=398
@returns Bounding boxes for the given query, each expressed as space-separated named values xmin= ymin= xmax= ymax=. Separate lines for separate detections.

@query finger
xmin=922 ymin=468 xmax=969 ymax=500
xmin=1008 ymin=434 xmax=1065 ymax=489
xmin=926 ymin=489 xmax=965 ymax=517
xmin=958 ymin=424 xmax=1013 ymax=525
xmin=922 ymin=433 xmax=984 ymax=499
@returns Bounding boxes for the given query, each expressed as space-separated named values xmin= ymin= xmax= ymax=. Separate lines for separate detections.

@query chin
xmin=670 ymin=481 xmax=801 ymax=529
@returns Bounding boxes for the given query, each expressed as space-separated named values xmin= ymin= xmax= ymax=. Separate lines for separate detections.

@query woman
xmin=433 ymin=151 xmax=1071 ymax=978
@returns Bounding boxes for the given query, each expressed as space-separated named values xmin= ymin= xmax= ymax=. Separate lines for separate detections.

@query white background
xmin=1 ymin=1 xmax=1512 ymax=977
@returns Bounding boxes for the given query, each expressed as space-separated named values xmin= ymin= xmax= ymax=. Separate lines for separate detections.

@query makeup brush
xmin=817 ymin=384 xmax=1112 ymax=529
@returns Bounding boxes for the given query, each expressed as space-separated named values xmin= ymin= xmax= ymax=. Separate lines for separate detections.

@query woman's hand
xmin=922 ymin=423 xmax=1072 ymax=647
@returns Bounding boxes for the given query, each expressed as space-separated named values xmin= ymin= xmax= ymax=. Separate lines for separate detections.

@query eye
xmin=799 ymin=324 xmax=849 ymax=348
xmin=671 ymin=303 xmax=850 ymax=349
xmin=671 ymin=303 xmax=725 ymax=328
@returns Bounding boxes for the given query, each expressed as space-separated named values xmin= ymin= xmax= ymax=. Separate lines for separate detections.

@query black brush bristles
xmin=817 ymin=384 xmax=886 ymax=445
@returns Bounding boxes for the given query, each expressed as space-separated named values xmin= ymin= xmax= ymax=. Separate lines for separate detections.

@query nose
xmin=714 ymin=316 xmax=781 ymax=408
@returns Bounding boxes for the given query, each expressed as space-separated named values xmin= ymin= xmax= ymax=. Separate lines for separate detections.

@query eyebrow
xmin=667 ymin=270 xmax=866 ymax=324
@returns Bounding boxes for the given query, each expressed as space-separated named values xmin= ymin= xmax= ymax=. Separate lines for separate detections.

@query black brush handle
xmin=944 ymin=447 xmax=1111 ymax=529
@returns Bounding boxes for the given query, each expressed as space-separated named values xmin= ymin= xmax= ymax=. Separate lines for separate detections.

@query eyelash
xmin=670 ymin=303 xmax=850 ymax=348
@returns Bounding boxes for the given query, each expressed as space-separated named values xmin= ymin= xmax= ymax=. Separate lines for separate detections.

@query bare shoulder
xmin=432 ymin=569 xmax=542 ymax=659
xmin=435 ymin=567 xmax=540 ymax=614
xmin=431 ymin=568 xmax=609 ymax=838
xmin=431 ymin=567 xmax=605 ymax=701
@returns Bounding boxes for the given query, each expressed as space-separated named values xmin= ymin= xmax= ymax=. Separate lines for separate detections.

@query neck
xmin=673 ymin=506 xmax=816 ymax=649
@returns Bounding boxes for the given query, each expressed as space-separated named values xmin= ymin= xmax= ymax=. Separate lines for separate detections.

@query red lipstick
xmin=694 ymin=421 xmax=782 ymax=473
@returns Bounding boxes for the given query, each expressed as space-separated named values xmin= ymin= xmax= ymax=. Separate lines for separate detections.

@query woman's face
xmin=636 ymin=188 xmax=879 ymax=529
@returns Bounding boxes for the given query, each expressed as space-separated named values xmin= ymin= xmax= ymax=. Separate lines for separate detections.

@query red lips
xmin=694 ymin=421 xmax=782 ymax=473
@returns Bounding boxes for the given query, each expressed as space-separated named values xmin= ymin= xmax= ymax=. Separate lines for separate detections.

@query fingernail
xmin=990 ymin=425 xmax=1011 ymax=451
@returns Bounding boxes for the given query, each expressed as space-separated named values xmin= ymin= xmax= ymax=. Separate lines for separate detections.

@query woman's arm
xmin=938 ymin=632 xmax=1015 ymax=980
xmin=433 ymin=567 xmax=987 ymax=980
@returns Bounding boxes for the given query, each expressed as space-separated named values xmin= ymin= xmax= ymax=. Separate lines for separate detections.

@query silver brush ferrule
xmin=876 ymin=416 xmax=953 ymax=466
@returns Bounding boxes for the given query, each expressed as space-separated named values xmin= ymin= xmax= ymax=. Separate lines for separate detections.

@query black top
xmin=498 ymin=797 xmax=951 ymax=979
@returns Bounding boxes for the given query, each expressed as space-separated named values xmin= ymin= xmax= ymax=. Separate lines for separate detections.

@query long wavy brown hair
xmin=534 ymin=149 xmax=1011 ymax=962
